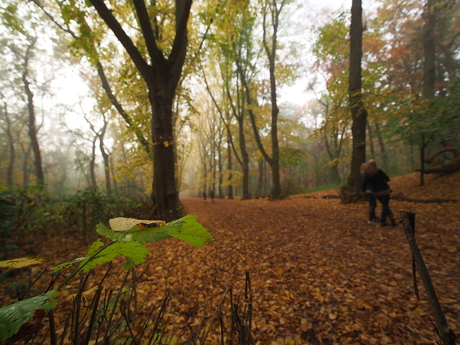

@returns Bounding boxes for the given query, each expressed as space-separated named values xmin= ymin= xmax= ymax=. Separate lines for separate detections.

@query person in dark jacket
xmin=361 ymin=160 xmax=396 ymax=227
xmin=360 ymin=163 xmax=379 ymax=224
xmin=209 ymin=190 xmax=215 ymax=203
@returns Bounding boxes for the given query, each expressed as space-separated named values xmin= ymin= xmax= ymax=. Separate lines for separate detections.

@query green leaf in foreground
xmin=166 ymin=215 xmax=214 ymax=247
xmin=97 ymin=215 xmax=214 ymax=247
xmin=52 ymin=241 xmax=149 ymax=272
xmin=79 ymin=241 xmax=149 ymax=271
xmin=0 ymin=290 xmax=57 ymax=342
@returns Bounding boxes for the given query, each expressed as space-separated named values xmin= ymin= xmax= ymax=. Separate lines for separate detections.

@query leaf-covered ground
xmin=2 ymin=171 xmax=460 ymax=344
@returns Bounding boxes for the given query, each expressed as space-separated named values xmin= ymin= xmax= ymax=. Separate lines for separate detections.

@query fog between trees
xmin=1 ymin=0 xmax=459 ymax=206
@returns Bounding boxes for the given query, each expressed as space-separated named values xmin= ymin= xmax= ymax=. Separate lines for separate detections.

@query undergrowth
xmin=0 ymin=186 xmax=159 ymax=259
xmin=0 ymin=215 xmax=255 ymax=344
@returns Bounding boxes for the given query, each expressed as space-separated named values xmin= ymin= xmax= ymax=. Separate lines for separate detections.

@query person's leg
xmin=387 ymin=201 xmax=396 ymax=226
xmin=381 ymin=195 xmax=396 ymax=226
xmin=366 ymin=193 xmax=377 ymax=222
xmin=370 ymin=194 xmax=377 ymax=221
xmin=378 ymin=195 xmax=390 ymax=225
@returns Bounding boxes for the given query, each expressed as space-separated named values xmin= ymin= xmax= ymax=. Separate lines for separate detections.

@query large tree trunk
xmin=348 ymin=0 xmax=367 ymax=194
xmin=420 ymin=0 xmax=437 ymax=186
xmin=89 ymin=0 xmax=191 ymax=220
xmin=149 ymin=87 xmax=179 ymax=220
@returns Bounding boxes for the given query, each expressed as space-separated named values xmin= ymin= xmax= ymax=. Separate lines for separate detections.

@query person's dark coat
xmin=361 ymin=169 xmax=390 ymax=193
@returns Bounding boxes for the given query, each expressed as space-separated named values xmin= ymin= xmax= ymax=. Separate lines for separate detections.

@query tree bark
xmin=1 ymin=103 xmax=15 ymax=188
xmin=96 ymin=61 xmax=150 ymax=155
xmin=225 ymin=75 xmax=251 ymax=200
xmin=374 ymin=121 xmax=388 ymax=170
xmin=420 ymin=0 xmax=437 ymax=186
xmin=89 ymin=136 xmax=98 ymax=191
xmin=366 ymin=119 xmax=375 ymax=158
xmin=238 ymin=117 xmax=251 ymax=200
xmin=254 ymin=0 xmax=285 ymax=200
xmin=89 ymin=0 xmax=192 ymax=220
xmin=23 ymin=67 xmax=44 ymax=186
xmin=21 ymin=144 xmax=32 ymax=187
xmin=99 ymin=120 xmax=111 ymax=195
xmin=217 ymin=129 xmax=224 ymax=198
xmin=226 ymin=122 xmax=234 ymax=199
xmin=255 ymin=157 xmax=264 ymax=197
xmin=348 ymin=0 xmax=367 ymax=194
xmin=423 ymin=0 xmax=436 ymax=101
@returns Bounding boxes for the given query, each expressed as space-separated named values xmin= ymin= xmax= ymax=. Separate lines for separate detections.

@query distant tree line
xmin=0 ymin=0 xmax=459 ymax=217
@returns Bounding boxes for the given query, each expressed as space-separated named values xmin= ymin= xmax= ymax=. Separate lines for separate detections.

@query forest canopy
xmin=1 ymin=0 xmax=459 ymax=206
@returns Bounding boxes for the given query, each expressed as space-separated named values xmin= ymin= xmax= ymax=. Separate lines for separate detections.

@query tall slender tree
xmin=0 ymin=102 xmax=15 ymax=188
xmin=248 ymin=0 xmax=286 ymax=199
xmin=348 ymin=0 xmax=367 ymax=193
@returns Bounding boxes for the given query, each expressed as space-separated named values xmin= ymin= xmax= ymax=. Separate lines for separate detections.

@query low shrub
xmin=0 ymin=216 xmax=226 ymax=344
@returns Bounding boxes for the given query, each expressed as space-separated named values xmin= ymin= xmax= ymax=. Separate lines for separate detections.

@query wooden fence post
xmin=400 ymin=210 xmax=456 ymax=345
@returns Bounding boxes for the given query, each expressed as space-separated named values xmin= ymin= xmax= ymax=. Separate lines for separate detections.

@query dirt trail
xmin=167 ymin=182 xmax=460 ymax=344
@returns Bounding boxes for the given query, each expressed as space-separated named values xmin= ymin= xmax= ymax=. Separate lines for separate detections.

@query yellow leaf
xmin=300 ymin=318 xmax=309 ymax=332
xmin=447 ymin=246 xmax=457 ymax=253
xmin=68 ymin=286 xmax=98 ymax=299
xmin=88 ymin=337 xmax=104 ymax=345
xmin=109 ymin=217 xmax=166 ymax=231
xmin=0 ymin=257 xmax=44 ymax=269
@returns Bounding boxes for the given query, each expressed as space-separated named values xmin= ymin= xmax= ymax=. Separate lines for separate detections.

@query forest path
xmin=170 ymin=178 xmax=460 ymax=344
xmin=2 ymin=172 xmax=459 ymax=345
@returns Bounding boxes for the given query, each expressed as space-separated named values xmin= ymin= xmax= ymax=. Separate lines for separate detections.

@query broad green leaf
xmin=0 ymin=290 xmax=57 ymax=342
xmin=52 ymin=241 xmax=105 ymax=272
xmin=52 ymin=256 xmax=89 ymax=272
xmin=0 ymin=257 xmax=44 ymax=269
xmin=78 ymin=241 xmax=149 ymax=272
xmin=52 ymin=241 xmax=149 ymax=272
xmin=167 ymin=215 xmax=214 ymax=247
xmin=97 ymin=216 xmax=213 ymax=247
xmin=86 ymin=239 xmax=105 ymax=256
